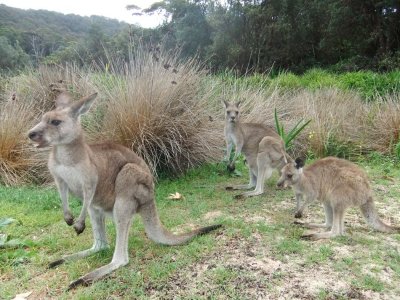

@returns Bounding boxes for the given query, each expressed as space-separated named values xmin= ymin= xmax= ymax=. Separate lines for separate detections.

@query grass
xmin=3 ymin=62 xmax=400 ymax=185
xmin=1 ymin=157 xmax=400 ymax=299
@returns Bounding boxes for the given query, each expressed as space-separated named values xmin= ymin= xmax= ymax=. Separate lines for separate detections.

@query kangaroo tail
xmin=139 ymin=202 xmax=222 ymax=246
xmin=360 ymin=197 xmax=399 ymax=233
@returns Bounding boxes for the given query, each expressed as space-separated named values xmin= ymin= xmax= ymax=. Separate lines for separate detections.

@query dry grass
xmin=89 ymin=47 xmax=223 ymax=174
xmin=0 ymin=98 xmax=46 ymax=185
xmin=363 ymin=95 xmax=400 ymax=154
xmin=1 ymin=52 xmax=400 ymax=184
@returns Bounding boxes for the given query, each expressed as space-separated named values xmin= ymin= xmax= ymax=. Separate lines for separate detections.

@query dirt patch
xmin=203 ymin=210 xmax=224 ymax=220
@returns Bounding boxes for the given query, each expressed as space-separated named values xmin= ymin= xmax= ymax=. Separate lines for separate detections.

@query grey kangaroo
xmin=277 ymin=157 xmax=399 ymax=240
xmin=223 ymin=101 xmax=289 ymax=198
xmin=28 ymin=89 xmax=222 ymax=289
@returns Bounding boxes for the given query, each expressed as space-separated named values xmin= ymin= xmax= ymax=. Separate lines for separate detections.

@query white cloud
xmin=0 ymin=0 xmax=165 ymax=28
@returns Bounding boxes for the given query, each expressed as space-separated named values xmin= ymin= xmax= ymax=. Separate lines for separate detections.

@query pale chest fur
xmin=49 ymin=157 xmax=97 ymax=199
xmin=224 ymin=125 xmax=242 ymax=146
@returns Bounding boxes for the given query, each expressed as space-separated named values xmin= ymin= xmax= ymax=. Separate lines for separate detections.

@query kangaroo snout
xmin=28 ymin=127 xmax=49 ymax=148
xmin=28 ymin=130 xmax=42 ymax=141
xmin=276 ymin=180 xmax=285 ymax=188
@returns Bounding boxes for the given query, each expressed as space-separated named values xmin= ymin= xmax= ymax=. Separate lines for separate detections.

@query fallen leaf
xmin=167 ymin=192 xmax=184 ymax=200
xmin=12 ymin=291 xmax=32 ymax=300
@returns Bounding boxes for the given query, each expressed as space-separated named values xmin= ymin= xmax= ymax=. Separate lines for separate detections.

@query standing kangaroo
xmin=277 ymin=157 xmax=399 ymax=240
xmin=28 ymin=89 xmax=222 ymax=289
xmin=223 ymin=101 xmax=290 ymax=198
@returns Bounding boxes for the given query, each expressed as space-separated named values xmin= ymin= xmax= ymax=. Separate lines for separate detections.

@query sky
xmin=0 ymin=0 xmax=165 ymax=28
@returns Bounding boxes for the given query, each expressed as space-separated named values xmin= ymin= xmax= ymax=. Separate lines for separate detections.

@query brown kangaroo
xmin=28 ymin=89 xmax=222 ymax=289
xmin=277 ymin=157 xmax=399 ymax=240
xmin=223 ymin=101 xmax=290 ymax=198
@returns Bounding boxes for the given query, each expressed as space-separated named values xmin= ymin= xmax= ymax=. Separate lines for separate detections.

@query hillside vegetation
xmin=1 ymin=1 xmax=400 ymax=73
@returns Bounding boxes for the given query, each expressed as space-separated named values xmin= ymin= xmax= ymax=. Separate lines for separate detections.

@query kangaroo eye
xmin=51 ymin=120 xmax=62 ymax=126
xmin=287 ymin=174 xmax=293 ymax=179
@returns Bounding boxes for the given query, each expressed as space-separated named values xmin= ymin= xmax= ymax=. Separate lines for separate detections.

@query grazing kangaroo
xmin=223 ymin=101 xmax=290 ymax=198
xmin=28 ymin=89 xmax=222 ymax=289
xmin=277 ymin=157 xmax=399 ymax=240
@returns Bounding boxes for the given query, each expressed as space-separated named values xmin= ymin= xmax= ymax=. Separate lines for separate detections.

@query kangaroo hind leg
xmin=302 ymin=205 xmax=345 ymax=240
xmin=68 ymin=195 xmax=137 ymax=290
xmin=68 ymin=164 xmax=142 ymax=289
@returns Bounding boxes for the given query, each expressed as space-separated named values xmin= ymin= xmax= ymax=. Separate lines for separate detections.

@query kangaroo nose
xmin=28 ymin=131 xmax=40 ymax=140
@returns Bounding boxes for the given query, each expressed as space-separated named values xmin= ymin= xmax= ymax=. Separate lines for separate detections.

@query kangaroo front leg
xmin=68 ymin=197 xmax=135 ymax=290
xmin=54 ymin=177 xmax=74 ymax=226
xmin=49 ymin=207 xmax=108 ymax=269
xmin=73 ymin=185 xmax=96 ymax=235
xmin=295 ymin=203 xmax=332 ymax=229
xmin=227 ymin=140 xmax=243 ymax=172
xmin=294 ymin=193 xmax=304 ymax=218
xmin=224 ymin=140 xmax=233 ymax=162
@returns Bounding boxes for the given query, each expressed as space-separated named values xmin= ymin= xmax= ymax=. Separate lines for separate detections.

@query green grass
xmin=220 ymin=68 xmax=400 ymax=100
xmin=1 ymin=159 xmax=400 ymax=299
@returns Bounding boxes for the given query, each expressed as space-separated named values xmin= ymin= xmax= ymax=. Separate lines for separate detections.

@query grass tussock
xmin=0 ymin=98 xmax=46 ymax=185
xmin=90 ymin=47 xmax=223 ymax=174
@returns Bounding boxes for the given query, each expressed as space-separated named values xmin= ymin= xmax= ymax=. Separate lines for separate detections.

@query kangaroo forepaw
xmin=67 ymin=277 xmax=90 ymax=291
xmin=48 ymin=258 xmax=66 ymax=269
xmin=73 ymin=222 xmax=86 ymax=235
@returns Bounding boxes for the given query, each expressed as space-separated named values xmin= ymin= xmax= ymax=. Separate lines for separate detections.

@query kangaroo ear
xmin=235 ymin=101 xmax=241 ymax=108
xmin=69 ymin=93 xmax=98 ymax=118
xmin=50 ymin=83 xmax=72 ymax=109
xmin=295 ymin=158 xmax=305 ymax=169
xmin=222 ymin=100 xmax=229 ymax=108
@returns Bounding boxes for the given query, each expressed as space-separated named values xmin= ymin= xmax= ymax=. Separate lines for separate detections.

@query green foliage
xmin=242 ymin=69 xmax=400 ymax=100
xmin=0 ymin=217 xmax=16 ymax=228
xmin=0 ymin=218 xmax=26 ymax=249
xmin=0 ymin=36 xmax=29 ymax=70
xmin=274 ymin=108 xmax=311 ymax=150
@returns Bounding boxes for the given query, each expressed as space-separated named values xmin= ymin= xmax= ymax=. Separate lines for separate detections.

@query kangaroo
xmin=223 ymin=101 xmax=290 ymax=198
xmin=28 ymin=89 xmax=222 ymax=289
xmin=277 ymin=157 xmax=399 ymax=240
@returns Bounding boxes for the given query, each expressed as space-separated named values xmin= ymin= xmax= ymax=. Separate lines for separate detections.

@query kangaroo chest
xmin=50 ymin=163 xmax=90 ymax=198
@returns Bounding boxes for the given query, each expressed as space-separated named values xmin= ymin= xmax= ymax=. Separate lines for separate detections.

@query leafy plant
xmin=274 ymin=108 xmax=311 ymax=150
xmin=0 ymin=217 xmax=25 ymax=249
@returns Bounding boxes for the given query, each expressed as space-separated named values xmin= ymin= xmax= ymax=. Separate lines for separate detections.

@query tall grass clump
xmin=362 ymin=94 xmax=400 ymax=154
xmin=90 ymin=47 xmax=223 ymax=175
xmin=0 ymin=97 xmax=45 ymax=185
xmin=290 ymin=88 xmax=366 ymax=158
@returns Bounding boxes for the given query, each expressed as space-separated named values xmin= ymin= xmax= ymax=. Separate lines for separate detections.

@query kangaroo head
xmin=223 ymin=100 xmax=241 ymax=123
xmin=277 ymin=158 xmax=305 ymax=188
xmin=28 ymin=92 xmax=97 ymax=148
